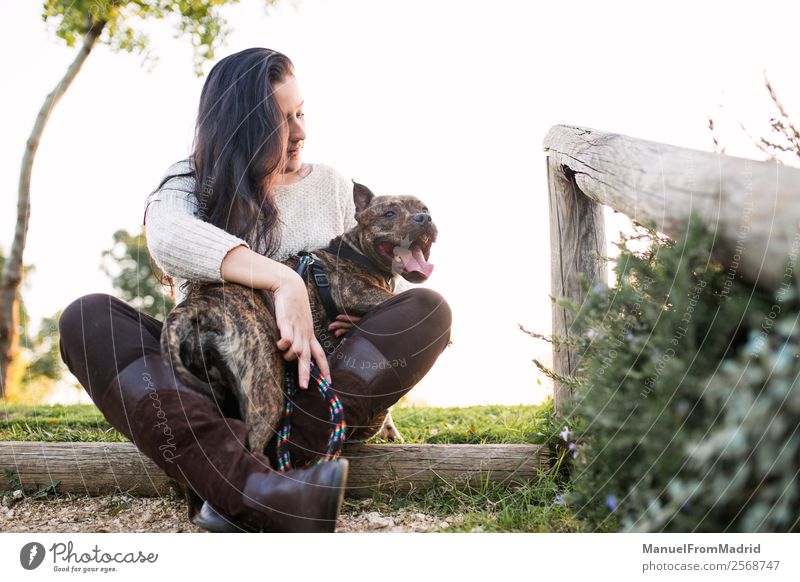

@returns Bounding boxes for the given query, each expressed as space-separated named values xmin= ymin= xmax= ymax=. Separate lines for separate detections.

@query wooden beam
xmin=544 ymin=124 xmax=800 ymax=293
xmin=0 ymin=442 xmax=548 ymax=498
xmin=547 ymin=157 xmax=608 ymax=411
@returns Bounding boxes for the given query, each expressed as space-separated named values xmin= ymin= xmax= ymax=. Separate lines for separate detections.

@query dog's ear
xmin=352 ymin=180 xmax=376 ymax=215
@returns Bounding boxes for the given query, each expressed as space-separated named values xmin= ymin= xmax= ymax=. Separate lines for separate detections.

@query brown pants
xmin=58 ymin=287 xmax=452 ymax=517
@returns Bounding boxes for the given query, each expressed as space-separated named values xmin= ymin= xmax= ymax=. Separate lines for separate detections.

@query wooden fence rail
xmin=545 ymin=124 xmax=800 ymax=410
xmin=0 ymin=441 xmax=547 ymax=498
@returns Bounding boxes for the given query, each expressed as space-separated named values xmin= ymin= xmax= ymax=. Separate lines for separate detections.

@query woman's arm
xmin=145 ymin=183 xmax=251 ymax=283
xmin=220 ymin=245 xmax=332 ymax=388
xmin=219 ymin=244 xmax=296 ymax=291
xmin=145 ymin=172 xmax=331 ymax=387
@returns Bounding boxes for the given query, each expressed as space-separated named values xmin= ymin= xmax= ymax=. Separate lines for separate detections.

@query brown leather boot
xmin=240 ymin=459 xmax=349 ymax=532
xmin=103 ymin=355 xmax=348 ymax=532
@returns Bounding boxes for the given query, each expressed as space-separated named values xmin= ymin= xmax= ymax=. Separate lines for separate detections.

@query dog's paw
xmin=378 ymin=416 xmax=405 ymax=443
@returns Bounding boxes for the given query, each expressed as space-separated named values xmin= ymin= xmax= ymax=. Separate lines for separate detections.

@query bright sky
xmin=2 ymin=0 xmax=799 ymax=406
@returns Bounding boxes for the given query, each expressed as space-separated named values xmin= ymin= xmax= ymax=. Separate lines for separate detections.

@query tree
xmin=102 ymin=227 xmax=175 ymax=321
xmin=0 ymin=0 xmax=276 ymax=397
xmin=0 ymin=248 xmax=62 ymax=395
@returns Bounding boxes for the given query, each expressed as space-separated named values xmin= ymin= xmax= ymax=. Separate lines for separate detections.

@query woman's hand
xmin=273 ymin=270 xmax=332 ymax=389
xmin=328 ymin=313 xmax=362 ymax=337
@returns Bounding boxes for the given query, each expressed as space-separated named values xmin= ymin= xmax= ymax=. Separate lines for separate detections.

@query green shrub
xmin=547 ymin=213 xmax=800 ymax=532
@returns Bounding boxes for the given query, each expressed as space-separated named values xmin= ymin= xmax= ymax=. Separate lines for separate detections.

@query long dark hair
xmin=144 ymin=48 xmax=295 ymax=298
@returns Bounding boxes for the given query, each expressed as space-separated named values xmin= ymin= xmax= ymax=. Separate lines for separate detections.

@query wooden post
xmin=547 ymin=158 xmax=607 ymax=412
xmin=544 ymin=125 xmax=800 ymax=293
xmin=544 ymin=124 xmax=800 ymax=413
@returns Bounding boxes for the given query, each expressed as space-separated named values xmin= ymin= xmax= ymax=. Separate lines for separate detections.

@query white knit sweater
xmin=144 ymin=158 xmax=358 ymax=305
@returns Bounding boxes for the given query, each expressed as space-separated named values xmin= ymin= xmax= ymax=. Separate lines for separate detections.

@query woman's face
xmin=272 ymin=74 xmax=306 ymax=175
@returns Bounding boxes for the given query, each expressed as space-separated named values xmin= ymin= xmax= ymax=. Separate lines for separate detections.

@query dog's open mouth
xmin=375 ymin=234 xmax=434 ymax=279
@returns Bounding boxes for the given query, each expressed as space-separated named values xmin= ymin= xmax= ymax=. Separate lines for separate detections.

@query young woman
xmin=58 ymin=48 xmax=452 ymax=533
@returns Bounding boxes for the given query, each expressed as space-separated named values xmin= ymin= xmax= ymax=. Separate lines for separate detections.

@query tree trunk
xmin=0 ymin=19 xmax=106 ymax=398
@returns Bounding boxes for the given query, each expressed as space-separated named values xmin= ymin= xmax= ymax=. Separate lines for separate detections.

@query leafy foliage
xmin=101 ymin=227 xmax=174 ymax=321
xmin=544 ymin=213 xmax=800 ymax=532
xmin=1 ymin=467 xmax=60 ymax=500
xmin=41 ymin=0 xmax=275 ymax=74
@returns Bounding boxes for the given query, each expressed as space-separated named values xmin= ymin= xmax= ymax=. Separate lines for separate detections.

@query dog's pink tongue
xmin=394 ymin=244 xmax=434 ymax=278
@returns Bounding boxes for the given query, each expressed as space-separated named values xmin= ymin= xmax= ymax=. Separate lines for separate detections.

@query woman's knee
xmin=58 ymin=293 xmax=115 ymax=346
xmin=403 ymin=287 xmax=452 ymax=331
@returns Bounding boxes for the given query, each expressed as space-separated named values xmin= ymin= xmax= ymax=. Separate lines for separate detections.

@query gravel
xmin=0 ymin=494 xmax=463 ymax=533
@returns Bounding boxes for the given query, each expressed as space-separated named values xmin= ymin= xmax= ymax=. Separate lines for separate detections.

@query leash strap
xmin=275 ymin=254 xmax=346 ymax=471
xmin=276 ymin=358 xmax=346 ymax=472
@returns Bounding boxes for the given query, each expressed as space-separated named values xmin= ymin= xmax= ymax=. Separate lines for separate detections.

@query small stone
xmin=470 ymin=526 xmax=485 ymax=533
xmin=12 ymin=490 xmax=24 ymax=501
xmin=365 ymin=511 xmax=392 ymax=529
xmin=141 ymin=511 xmax=155 ymax=524
xmin=439 ymin=521 xmax=450 ymax=529
xmin=1 ymin=495 xmax=11 ymax=508
xmin=415 ymin=513 xmax=428 ymax=521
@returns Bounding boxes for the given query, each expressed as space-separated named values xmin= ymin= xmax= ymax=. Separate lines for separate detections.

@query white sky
xmin=2 ymin=0 xmax=799 ymax=406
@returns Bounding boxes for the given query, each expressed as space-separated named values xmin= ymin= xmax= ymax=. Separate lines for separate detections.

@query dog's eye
xmin=422 ymin=207 xmax=429 ymax=213
xmin=383 ymin=210 xmax=395 ymax=218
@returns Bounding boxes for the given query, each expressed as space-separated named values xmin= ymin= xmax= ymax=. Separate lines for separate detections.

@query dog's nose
xmin=412 ymin=213 xmax=431 ymax=224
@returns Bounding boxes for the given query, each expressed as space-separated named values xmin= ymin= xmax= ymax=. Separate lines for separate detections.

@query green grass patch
xmin=381 ymin=401 xmax=556 ymax=444
xmin=0 ymin=401 xmax=556 ymax=445
xmin=0 ymin=404 xmax=125 ymax=442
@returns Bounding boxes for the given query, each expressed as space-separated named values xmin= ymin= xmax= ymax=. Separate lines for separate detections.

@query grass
xmin=0 ymin=401 xmax=557 ymax=444
xmin=345 ymin=470 xmax=582 ymax=533
xmin=0 ymin=404 xmax=127 ymax=442
xmin=0 ymin=399 xmax=587 ymax=532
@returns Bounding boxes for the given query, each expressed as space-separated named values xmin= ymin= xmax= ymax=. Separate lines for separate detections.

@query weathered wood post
xmin=545 ymin=155 xmax=607 ymax=412
xmin=543 ymin=124 xmax=800 ymax=415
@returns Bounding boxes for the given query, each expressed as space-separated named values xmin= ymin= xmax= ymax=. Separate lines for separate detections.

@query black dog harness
xmin=293 ymin=243 xmax=395 ymax=322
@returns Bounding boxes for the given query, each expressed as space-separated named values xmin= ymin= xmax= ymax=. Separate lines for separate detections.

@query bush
xmin=547 ymin=213 xmax=800 ymax=532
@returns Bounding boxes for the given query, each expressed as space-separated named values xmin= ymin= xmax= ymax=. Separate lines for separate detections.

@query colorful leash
xmin=275 ymin=357 xmax=347 ymax=472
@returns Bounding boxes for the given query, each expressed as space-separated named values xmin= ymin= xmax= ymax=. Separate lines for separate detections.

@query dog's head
xmin=346 ymin=182 xmax=438 ymax=283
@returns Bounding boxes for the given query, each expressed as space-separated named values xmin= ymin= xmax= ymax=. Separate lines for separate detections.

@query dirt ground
xmin=0 ymin=493 xmax=466 ymax=533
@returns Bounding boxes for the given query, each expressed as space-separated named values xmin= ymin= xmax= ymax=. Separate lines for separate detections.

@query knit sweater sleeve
xmin=144 ymin=161 xmax=250 ymax=283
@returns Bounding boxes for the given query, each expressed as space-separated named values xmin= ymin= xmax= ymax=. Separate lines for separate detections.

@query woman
xmin=58 ymin=48 xmax=452 ymax=533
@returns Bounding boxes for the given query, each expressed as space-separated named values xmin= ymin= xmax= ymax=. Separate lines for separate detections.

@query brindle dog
xmin=159 ymin=182 xmax=437 ymax=454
